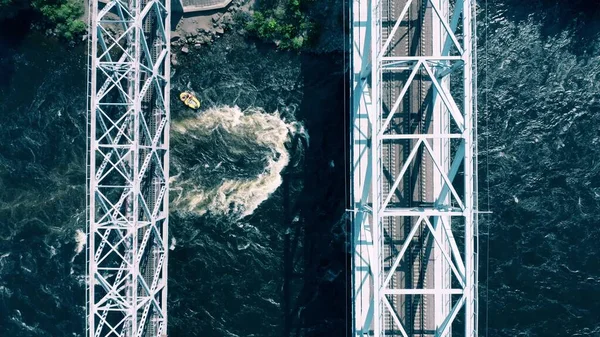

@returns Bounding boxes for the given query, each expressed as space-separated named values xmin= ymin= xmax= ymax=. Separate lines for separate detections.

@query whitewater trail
xmin=74 ymin=229 xmax=86 ymax=255
xmin=171 ymin=105 xmax=305 ymax=218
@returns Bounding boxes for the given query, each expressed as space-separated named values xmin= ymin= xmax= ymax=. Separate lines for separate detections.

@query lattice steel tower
xmin=86 ymin=0 xmax=171 ymax=335
xmin=351 ymin=0 xmax=478 ymax=336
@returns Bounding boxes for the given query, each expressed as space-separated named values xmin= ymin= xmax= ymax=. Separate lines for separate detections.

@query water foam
xmin=74 ymin=229 xmax=86 ymax=254
xmin=171 ymin=106 xmax=304 ymax=218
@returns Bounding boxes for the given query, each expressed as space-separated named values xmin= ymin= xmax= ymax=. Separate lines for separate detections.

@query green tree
xmin=245 ymin=0 xmax=315 ymax=51
xmin=0 ymin=0 xmax=85 ymax=40
xmin=34 ymin=0 xmax=86 ymax=39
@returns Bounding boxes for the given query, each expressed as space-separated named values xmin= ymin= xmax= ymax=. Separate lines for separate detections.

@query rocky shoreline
xmin=171 ymin=0 xmax=252 ymax=66
xmin=170 ymin=0 xmax=346 ymax=65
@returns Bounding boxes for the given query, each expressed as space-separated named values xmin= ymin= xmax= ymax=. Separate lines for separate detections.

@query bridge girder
xmin=351 ymin=0 xmax=478 ymax=336
xmin=87 ymin=0 xmax=171 ymax=336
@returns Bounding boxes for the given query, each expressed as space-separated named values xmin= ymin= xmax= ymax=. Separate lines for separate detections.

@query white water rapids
xmin=171 ymin=105 xmax=305 ymax=218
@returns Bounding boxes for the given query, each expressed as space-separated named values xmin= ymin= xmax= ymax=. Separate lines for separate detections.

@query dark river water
xmin=478 ymin=1 xmax=600 ymax=336
xmin=0 ymin=1 xmax=599 ymax=336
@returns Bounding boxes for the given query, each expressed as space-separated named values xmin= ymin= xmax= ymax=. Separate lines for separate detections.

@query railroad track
xmin=380 ymin=0 xmax=435 ymax=335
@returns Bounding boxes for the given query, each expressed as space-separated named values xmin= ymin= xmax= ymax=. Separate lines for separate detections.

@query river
xmin=0 ymin=1 xmax=599 ymax=336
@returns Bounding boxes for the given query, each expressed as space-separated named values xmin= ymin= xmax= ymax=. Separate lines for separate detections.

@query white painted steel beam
xmin=88 ymin=0 xmax=170 ymax=336
xmin=351 ymin=0 xmax=375 ymax=334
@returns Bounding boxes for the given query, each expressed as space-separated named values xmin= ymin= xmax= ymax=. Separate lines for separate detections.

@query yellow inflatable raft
xmin=179 ymin=91 xmax=201 ymax=109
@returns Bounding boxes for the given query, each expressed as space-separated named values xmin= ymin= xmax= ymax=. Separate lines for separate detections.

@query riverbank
xmin=170 ymin=0 xmax=346 ymax=66
xmin=170 ymin=0 xmax=252 ymax=66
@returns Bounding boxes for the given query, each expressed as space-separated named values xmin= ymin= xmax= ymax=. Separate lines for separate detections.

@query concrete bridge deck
xmin=180 ymin=0 xmax=231 ymax=13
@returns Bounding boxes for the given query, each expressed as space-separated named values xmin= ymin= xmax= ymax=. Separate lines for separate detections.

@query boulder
xmin=221 ymin=12 xmax=233 ymax=26
xmin=181 ymin=46 xmax=189 ymax=54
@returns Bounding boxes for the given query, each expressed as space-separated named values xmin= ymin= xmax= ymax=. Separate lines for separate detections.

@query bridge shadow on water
xmin=280 ymin=51 xmax=351 ymax=337
xmin=0 ymin=10 xmax=37 ymax=91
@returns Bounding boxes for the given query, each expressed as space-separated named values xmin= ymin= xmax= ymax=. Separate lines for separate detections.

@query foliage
xmin=34 ymin=0 xmax=86 ymax=39
xmin=245 ymin=0 xmax=317 ymax=51
xmin=0 ymin=0 xmax=86 ymax=40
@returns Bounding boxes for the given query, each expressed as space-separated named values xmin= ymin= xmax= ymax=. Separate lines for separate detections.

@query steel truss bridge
xmin=351 ymin=0 xmax=478 ymax=336
xmin=85 ymin=0 xmax=477 ymax=335
xmin=86 ymin=0 xmax=173 ymax=334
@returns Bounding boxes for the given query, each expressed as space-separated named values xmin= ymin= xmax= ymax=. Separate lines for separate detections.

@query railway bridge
xmin=351 ymin=0 xmax=478 ymax=336
xmin=85 ymin=0 xmax=477 ymax=335
xmin=86 ymin=0 xmax=172 ymax=335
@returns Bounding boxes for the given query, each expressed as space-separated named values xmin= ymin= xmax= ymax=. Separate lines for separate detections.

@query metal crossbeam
xmin=87 ymin=0 xmax=171 ymax=336
xmin=351 ymin=0 xmax=477 ymax=336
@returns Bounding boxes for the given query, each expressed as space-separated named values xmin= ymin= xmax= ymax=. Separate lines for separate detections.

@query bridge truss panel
xmin=351 ymin=0 xmax=477 ymax=336
xmin=87 ymin=0 xmax=171 ymax=335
